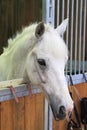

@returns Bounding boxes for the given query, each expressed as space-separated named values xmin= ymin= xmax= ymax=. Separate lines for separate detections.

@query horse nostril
xmin=55 ymin=106 xmax=66 ymax=120
xmin=59 ymin=106 xmax=66 ymax=115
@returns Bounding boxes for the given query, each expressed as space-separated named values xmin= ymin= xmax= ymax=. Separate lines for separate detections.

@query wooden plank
xmin=24 ymin=0 xmax=34 ymax=24
xmin=53 ymin=119 xmax=67 ymax=130
xmin=53 ymin=83 xmax=87 ymax=130
xmin=24 ymin=93 xmax=44 ymax=130
xmin=13 ymin=97 xmax=24 ymax=130
xmin=71 ymin=83 xmax=87 ymax=130
xmin=35 ymin=93 xmax=44 ymax=130
xmin=0 ymin=98 xmax=25 ymax=130
xmin=24 ymin=94 xmax=36 ymax=130
xmin=74 ymin=83 xmax=87 ymax=97
xmin=34 ymin=0 xmax=42 ymax=22
xmin=1 ymin=100 xmax=14 ymax=130
xmin=0 ymin=94 xmax=44 ymax=130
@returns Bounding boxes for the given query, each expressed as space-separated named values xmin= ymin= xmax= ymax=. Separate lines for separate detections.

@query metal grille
xmin=43 ymin=0 xmax=87 ymax=75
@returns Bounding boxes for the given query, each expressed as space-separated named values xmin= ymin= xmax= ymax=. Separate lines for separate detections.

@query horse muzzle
xmin=49 ymin=94 xmax=73 ymax=121
xmin=50 ymin=103 xmax=66 ymax=120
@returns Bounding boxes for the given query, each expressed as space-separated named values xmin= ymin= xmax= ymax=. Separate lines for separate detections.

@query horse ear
xmin=35 ymin=22 xmax=45 ymax=38
xmin=56 ymin=18 xmax=68 ymax=36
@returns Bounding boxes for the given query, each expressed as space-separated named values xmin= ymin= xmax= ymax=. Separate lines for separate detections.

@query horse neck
xmin=2 ymin=37 xmax=36 ymax=80
xmin=0 ymin=24 xmax=37 ymax=80
xmin=8 ymin=37 xmax=36 ymax=79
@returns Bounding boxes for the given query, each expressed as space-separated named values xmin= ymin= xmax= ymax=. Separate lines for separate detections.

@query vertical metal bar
xmin=44 ymin=98 xmax=49 ymax=130
xmin=57 ymin=0 xmax=60 ymax=26
xmin=48 ymin=106 xmax=53 ymax=130
xmin=65 ymin=0 xmax=70 ymax=75
xmin=70 ymin=0 xmax=74 ymax=74
xmin=42 ymin=2 xmax=48 ymax=129
xmin=62 ymin=0 xmax=64 ymax=21
xmin=42 ymin=0 xmax=55 ymax=27
xmin=46 ymin=0 xmax=50 ymax=23
xmin=52 ymin=0 xmax=55 ymax=27
xmin=74 ymin=0 xmax=78 ymax=74
xmin=78 ymin=0 xmax=83 ymax=74
xmin=42 ymin=1 xmax=50 ymax=130
xmin=61 ymin=0 xmax=65 ymax=39
xmin=82 ymin=0 xmax=87 ymax=73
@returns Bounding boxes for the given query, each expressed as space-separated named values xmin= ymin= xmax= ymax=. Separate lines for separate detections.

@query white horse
xmin=0 ymin=19 xmax=73 ymax=120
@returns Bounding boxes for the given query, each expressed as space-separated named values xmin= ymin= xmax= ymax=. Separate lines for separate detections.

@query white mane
xmin=2 ymin=22 xmax=68 ymax=61
xmin=2 ymin=24 xmax=37 ymax=55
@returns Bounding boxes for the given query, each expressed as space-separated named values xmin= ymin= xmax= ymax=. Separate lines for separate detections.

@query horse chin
xmin=50 ymin=105 xmax=66 ymax=121
xmin=53 ymin=113 xmax=66 ymax=121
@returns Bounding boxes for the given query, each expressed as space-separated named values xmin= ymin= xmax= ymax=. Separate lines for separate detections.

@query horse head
xmin=23 ymin=19 xmax=73 ymax=120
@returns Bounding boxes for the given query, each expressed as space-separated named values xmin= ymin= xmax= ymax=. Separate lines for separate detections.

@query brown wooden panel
xmin=53 ymin=83 xmax=87 ymax=130
xmin=35 ymin=93 xmax=44 ymax=130
xmin=0 ymin=97 xmax=25 ymax=130
xmin=24 ymin=93 xmax=44 ymax=130
xmin=13 ymin=97 xmax=25 ymax=130
xmin=1 ymin=100 xmax=14 ymax=130
xmin=24 ymin=94 xmax=36 ymax=130
xmin=53 ymin=119 xmax=67 ymax=130
xmin=0 ymin=93 xmax=44 ymax=130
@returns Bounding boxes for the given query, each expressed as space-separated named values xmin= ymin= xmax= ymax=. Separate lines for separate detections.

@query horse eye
xmin=37 ymin=59 xmax=46 ymax=66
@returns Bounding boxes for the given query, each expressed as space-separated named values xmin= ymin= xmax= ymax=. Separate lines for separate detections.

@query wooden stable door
xmin=0 ymin=93 xmax=44 ymax=130
xmin=53 ymin=83 xmax=87 ymax=130
xmin=0 ymin=84 xmax=87 ymax=130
